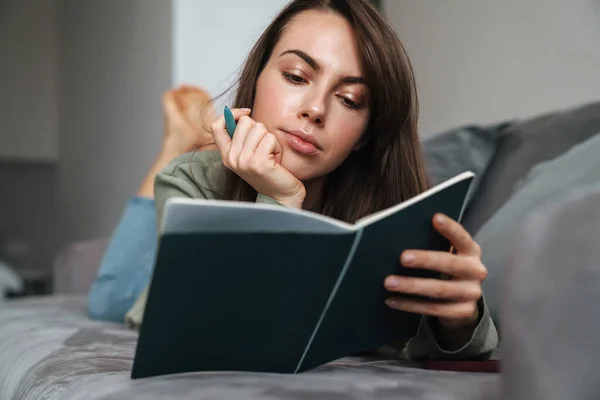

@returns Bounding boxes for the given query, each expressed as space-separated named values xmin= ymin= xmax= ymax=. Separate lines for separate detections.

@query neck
xmin=302 ymin=176 xmax=326 ymax=212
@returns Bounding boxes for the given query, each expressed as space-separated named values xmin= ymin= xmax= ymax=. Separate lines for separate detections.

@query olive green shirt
xmin=125 ymin=150 xmax=498 ymax=361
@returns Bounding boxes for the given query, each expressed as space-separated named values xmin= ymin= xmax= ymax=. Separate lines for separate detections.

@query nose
xmin=297 ymin=88 xmax=326 ymax=126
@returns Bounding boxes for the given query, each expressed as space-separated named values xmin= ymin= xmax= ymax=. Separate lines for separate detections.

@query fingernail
xmin=240 ymin=108 xmax=251 ymax=112
xmin=385 ymin=276 xmax=400 ymax=289
xmin=385 ymin=298 xmax=398 ymax=307
xmin=401 ymin=253 xmax=416 ymax=265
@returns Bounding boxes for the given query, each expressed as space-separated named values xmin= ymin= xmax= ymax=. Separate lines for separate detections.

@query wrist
xmin=270 ymin=186 xmax=306 ymax=209
xmin=439 ymin=306 xmax=480 ymax=332
xmin=433 ymin=305 xmax=480 ymax=352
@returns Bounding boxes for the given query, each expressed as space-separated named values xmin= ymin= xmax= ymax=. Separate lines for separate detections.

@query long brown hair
xmin=220 ymin=0 xmax=429 ymax=223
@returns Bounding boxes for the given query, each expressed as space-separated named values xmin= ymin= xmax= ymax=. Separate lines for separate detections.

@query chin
xmin=280 ymin=153 xmax=321 ymax=182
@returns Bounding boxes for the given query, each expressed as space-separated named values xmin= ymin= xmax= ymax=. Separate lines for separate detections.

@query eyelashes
xmin=282 ymin=71 xmax=306 ymax=85
xmin=281 ymin=72 xmax=363 ymax=110
xmin=338 ymin=96 xmax=361 ymax=110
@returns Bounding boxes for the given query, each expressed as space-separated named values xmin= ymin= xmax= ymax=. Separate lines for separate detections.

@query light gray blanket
xmin=0 ymin=296 xmax=500 ymax=400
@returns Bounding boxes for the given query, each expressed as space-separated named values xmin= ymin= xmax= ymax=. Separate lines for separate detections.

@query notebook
xmin=131 ymin=171 xmax=475 ymax=378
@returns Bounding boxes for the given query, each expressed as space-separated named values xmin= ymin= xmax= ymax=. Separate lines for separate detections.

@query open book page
xmin=296 ymin=172 xmax=476 ymax=371
xmin=161 ymin=198 xmax=354 ymax=235
xmin=135 ymin=218 xmax=359 ymax=377
xmin=355 ymin=171 xmax=475 ymax=228
xmin=161 ymin=172 xmax=474 ymax=236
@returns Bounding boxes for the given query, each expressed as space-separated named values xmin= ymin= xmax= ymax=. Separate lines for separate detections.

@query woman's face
xmin=252 ymin=10 xmax=370 ymax=182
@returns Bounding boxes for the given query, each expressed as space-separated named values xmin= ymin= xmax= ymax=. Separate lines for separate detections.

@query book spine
xmin=294 ymin=229 xmax=364 ymax=373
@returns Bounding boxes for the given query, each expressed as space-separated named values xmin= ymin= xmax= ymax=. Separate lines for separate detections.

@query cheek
xmin=327 ymin=115 xmax=368 ymax=156
xmin=252 ymin=72 xmax=295 ymax=125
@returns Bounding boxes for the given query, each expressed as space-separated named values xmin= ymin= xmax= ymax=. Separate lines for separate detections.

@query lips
xmin=280 ymin=129 xmax=322 ymax=155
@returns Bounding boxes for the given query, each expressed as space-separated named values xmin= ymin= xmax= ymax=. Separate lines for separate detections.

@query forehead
xmin=273 ymin=10 xmax=363 ymax=76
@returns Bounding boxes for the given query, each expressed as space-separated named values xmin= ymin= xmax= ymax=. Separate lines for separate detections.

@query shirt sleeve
xmin=154 ymin=151 xmax=225 ymax=229
xmin=403 ymin=295 xmax=499 ymax=360
xmin=256 ymin=193 xmax=284 ymax=205
xmin=87 ymin=196 xmax=158 ymax=323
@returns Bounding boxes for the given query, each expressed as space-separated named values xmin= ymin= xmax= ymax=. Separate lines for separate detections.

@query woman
xmin=87 ymin=84 xmax=216 ymax=322
xmin=126 ymin=0 xmax=498 ymax=360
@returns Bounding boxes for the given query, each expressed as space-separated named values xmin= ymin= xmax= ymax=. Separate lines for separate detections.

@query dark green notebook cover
xmin=131 ymin=172 xmax=474 ymax=379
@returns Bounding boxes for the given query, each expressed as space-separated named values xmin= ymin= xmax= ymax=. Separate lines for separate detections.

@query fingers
xmin=237 ymin=123 xmax=268 ymax=169
xmin=385 ymin=296 xmax=477 ymax=320
xmin=228 ymin=115 xmax=255 ymax=165
xmin=433 ymin=214 xmax=481 ymax=257
xmin=211 ymin=108 xmax=252 ymax=161
xmin=399 ymin=250 xmax=487 ymax=281
xmin=384 ymin=275 xmax=482 ymax=301
xmin=255 ymin=131 xmax=283 ymax=166
xmin=388 ymin=214 xmax=485 ymax=325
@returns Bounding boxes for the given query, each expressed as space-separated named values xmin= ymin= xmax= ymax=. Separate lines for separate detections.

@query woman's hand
xmin=211 ymin=108 xmax=306 ymax=208
xmin=161 ymin=85 xmax=217 ymax=156
xmin=384 ymin=213 xmax=487 ymax=336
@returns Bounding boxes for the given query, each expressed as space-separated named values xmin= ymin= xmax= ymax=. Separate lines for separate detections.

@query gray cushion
xmin=422 ymin=123 xmax=508 ymax=209
xmin=502 ymin=185 xmax=600 ymax=400
xmin=462 ymin=100 xmax=600 ymax=234
xmin=474 ymin=132 xmax=600 ymax=325
xmin=0 ymin=296 xmax=501 ymax=400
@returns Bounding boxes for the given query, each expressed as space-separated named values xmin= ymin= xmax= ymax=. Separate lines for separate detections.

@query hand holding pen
xmin=211 ymin=106 xmax=306 ymax=208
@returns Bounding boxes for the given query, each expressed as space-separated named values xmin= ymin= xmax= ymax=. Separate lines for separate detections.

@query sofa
xmin=1 ymin=100 xmax=599 ymax=399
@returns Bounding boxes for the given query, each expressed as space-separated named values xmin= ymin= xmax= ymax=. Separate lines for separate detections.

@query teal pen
xmin=224 ymin=106 xmax=236 ymax=138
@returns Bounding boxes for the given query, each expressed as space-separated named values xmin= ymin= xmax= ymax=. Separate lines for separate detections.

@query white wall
xmin=0 ymin=0 xmax=59 ymax=162
xmin=384 ymin=0 xmax=600 ymax=136
xmin=172 ymin=0 xmax=290 ymax=104
xmin=57 ymin=0 xmax=172 ymax=244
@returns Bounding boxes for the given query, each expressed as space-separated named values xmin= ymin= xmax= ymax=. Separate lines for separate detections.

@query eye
xmin=282 ymin=72 xmax=306 ymax=85
xmin=338 ymin=95 xmax=361 ymax=110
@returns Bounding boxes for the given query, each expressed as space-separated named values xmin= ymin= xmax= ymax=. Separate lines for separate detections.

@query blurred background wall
xmin=384 ymin=0 xmax=600 ymax=136
xmin=0 ymin=0 xmax=61 ymax=277
xmin=57 ymin=0 xmax=172 ymax=247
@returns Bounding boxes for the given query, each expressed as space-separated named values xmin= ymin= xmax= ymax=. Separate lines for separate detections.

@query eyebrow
xmin=278 ymin=49 xmax=366 ymax=85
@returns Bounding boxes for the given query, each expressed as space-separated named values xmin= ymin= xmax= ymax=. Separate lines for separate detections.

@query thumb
xmin=211 ymin=107 xmax=252 ymax=154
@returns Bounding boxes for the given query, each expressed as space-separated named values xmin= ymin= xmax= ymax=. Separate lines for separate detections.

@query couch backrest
xmin=462 ymin=100 xmax=600 ymax=234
